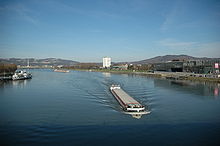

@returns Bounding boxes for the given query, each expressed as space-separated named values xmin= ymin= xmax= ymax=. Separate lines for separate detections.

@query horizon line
xmin=1 ymin=54 xmax=220 ymax=63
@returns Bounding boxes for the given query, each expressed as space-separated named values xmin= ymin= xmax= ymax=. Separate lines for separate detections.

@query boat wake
xmin=68 ymin=71 xmax=153 ymax=118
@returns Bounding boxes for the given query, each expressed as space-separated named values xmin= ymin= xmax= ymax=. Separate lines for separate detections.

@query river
xmin=0 ymin=69 xmax=220 ymax=145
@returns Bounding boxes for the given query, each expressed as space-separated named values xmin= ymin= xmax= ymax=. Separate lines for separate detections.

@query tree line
xmin=0 ymin=63 xmax=17 ymax=74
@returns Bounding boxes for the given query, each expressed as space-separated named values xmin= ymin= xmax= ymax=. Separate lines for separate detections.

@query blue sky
xmin=0 ymin=0 xmax=220 ymax=62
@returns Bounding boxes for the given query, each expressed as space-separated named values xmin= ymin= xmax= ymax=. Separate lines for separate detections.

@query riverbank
xmin=0 ymin=64 xmax=17 ymax=81
xmin=71 ymin=69 xmax=220 ymax=83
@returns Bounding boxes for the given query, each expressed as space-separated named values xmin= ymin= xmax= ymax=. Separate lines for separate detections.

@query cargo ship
xmin=110 ymin=85 xmax=150 ymax=118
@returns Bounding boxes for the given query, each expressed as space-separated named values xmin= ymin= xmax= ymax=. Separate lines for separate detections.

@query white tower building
xmin=103 ymin=57 xmax=111 ymax=68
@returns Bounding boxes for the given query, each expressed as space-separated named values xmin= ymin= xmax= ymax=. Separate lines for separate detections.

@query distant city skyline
xmin=0 ymin=0 xmax=220 ymax=62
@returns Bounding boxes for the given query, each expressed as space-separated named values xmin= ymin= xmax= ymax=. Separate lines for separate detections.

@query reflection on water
xmin=0 ymin=79 xmax=31 ymax=89
xmin=12 ymin=80 xmax=28 ymax=87
xmin=214 ymin=87 xmax=219 ymax=96
xmin=125 ymin=112 xmax=150 ymax=119
xmin=0 ymin=69 xmax=220 ymax=145
xmin=131 ymin=114 xmax=142 ymax=119
xmin=154 ymin=79 xmax=220 ymax=98
xmin=102 ymin=72 xmax=111 ymax=77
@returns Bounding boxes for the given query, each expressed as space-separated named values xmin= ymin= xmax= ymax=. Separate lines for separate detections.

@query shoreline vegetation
xmin=0 ymin=64 xmax=17 ymax=77
xmin=67 ymin=68 xmax=220 ymax=83
xmin=0 ymin=63 xmax=219 ymax=83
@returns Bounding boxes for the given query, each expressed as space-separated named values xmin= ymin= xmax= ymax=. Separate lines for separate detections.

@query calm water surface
xmin=0 ymin=69 xmax=220 ymax=145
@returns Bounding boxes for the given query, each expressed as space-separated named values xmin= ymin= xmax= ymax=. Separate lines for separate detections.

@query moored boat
xmin=54 ymin=69 xmax=70 ymax=73
xmin=12 ymin=70 xmax=32 ymax=80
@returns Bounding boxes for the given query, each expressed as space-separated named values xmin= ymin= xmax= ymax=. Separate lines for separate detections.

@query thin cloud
xmin=0 ymin=4 xmax=38 ymax=25
xmin=160 ymin=8 xmax=177 ymax=31
xmin=160 ymin=1 xmax=185 ymax=32
xmin=157 ymin=39 xmax=220 ymax=58
xmin=43 ymin=0 xmax=132 ymax=20
xmin=158 ymin=38 xmax=198 ymax=49
xmin=195 ymin=42 xmax=220 ymax=58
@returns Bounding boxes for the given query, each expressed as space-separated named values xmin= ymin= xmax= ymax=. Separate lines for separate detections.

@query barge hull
xmin=110 ymin=86 xmax=147 ymax=112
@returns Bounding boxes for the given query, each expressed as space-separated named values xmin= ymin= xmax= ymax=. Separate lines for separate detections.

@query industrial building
xmin=154 ymin=61 xmax=183 ymax=72
xmin=153 ymin=60 xmax=220 ymax=74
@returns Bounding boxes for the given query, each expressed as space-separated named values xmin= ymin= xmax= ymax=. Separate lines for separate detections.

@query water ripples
xmin=1 ymin=70 xmax=219 ymax=126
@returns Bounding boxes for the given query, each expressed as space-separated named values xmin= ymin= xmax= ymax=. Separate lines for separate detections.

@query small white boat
xmin=54 ymin=69 xmax=70 ymax=73
xmin=110 ymin=85 xmax=150 ymax=118
xmin=12 ymin=70 xmax=32 ymax=80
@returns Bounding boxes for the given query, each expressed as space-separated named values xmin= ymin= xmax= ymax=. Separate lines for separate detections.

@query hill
xmin=132 ymin=55 xmax=220 ymax=64
xmin=0 ymin=58 xmax=79 ymax=67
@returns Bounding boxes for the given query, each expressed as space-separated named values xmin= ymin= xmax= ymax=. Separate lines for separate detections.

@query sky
xmin=0 ymin=0 xmax=220 ymax=62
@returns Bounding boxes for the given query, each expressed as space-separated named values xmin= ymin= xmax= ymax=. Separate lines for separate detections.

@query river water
xmin=0 ymin=69 xmax=220 ymax=145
